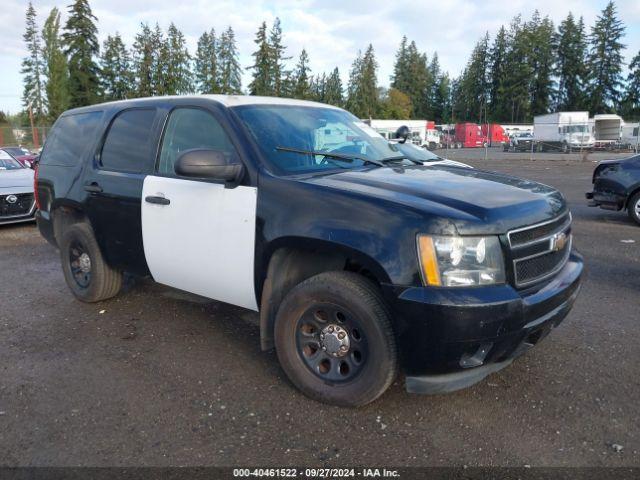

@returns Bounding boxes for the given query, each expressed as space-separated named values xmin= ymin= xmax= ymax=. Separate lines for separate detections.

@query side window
xmin=158 ymin=108 xmax=238 ymax=175
xmin=100 ymin=109 xmax=157 ymax=173
xmin=39 ymin=111 xmax=102 ymax=166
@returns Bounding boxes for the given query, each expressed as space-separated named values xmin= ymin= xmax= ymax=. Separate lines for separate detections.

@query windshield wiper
xmin=380 ymin=155 xmax=422 ymax=165
xmin=275 ymin=146 xmax=384 ymax=167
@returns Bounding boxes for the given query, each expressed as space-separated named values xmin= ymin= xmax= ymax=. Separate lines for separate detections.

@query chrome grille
xmin=508 ymin=213 xmax=572 ymax=287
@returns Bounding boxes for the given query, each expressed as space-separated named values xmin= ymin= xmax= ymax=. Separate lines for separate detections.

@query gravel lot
xmin=1 ymin=150 xmax=639 ymax=467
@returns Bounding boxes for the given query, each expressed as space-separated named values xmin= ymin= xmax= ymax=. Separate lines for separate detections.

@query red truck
xmin=481 ymin=124 xmax=508 ymax=146
xmin=454 ymin=123 xmax=488 ymax=148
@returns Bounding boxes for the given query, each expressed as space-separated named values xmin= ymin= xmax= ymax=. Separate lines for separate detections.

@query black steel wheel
xmin=60 ymin=222 xmax=122 ymax=302
xmin=295 ymin=303 xmax=368 ymax=384
xmin=275 ymin=271 xmax=397 ymax=407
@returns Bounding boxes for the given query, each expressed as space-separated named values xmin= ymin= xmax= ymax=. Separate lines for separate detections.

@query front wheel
xmin=628 ymin=192 xmax=640 ymax=226
xmin=59 ymin=223 xmax=122 ymax=302
xmin=274 ymin=271 xmax=397 ymax=407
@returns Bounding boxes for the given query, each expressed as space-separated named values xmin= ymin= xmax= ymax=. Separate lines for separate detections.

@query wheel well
xmin=52 ymin=205 xmax=90 ymax=245
xmin=625 ymin=187 xmax=640 ymax=209
xmin=259 ymin=246 xmax=384 ymax=351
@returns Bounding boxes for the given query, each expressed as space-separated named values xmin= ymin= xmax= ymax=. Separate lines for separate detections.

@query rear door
xmin=141 ymin=107 xmax=258 ymax=311
xmin=84 ymin=108 xmax=162 ymax=275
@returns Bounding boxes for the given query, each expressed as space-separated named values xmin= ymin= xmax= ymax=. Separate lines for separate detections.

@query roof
xmin=63 ymin=94 xmax=342 ymax=116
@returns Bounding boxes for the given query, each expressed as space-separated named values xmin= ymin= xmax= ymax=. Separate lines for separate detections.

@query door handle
xmin=145 ymin=195 xmax=170 ymax=205
xmin=84 ymin=183 xmax=103 ymax=193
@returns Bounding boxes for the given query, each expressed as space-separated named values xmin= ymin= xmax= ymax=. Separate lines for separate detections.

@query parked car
xmin=36 ymin=95 xmax=583 ymax=406
xmin=1 ymin=146 xmax=38 ymax=168
xmin=504 ymin=132 xmax=535 ymax=152
xmin=0 ymin=149 xmax=36 ymax=225
xmin=586 ymin=154 xmax=640 ymax=225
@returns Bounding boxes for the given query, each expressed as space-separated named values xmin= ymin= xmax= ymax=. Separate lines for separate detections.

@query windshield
xmin=393 ymin=142 xmax=442 ymax=162
xmin=234 ymin=105 xmax=405 ymax=173
xmin=565 ymin=125 xmax=588 ymax=133
xmin=0 ymin=151 xmax=24 ymax=170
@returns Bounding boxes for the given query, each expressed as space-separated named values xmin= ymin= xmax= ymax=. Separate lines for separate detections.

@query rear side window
xmin=100 ymin=109 xmax=157 ymax=173
xmin=39 ymin=111 xmax=102 ymax=166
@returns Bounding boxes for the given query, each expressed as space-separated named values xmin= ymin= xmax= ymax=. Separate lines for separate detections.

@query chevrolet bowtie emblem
xmin=550 ymin=232 xmax=568 ymax=252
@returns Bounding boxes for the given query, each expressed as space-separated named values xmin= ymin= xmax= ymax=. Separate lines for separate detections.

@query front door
xmin=141 ymin=107 xmax=258 ymax=311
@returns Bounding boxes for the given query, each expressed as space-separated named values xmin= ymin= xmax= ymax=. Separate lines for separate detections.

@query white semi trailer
xmin=533 ymin=111 xmax=595 ymax=152
xmin=368 ymin=119 xmax=441 ymax=149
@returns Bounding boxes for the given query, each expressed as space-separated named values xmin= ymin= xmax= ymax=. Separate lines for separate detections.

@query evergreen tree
xmin=527 ymin=12 xmax=555 ymax=115
xmin=151 ymin=24 xmax=167 ymax=95
xmin=587 ymin=1 xmax=626 ymax=112
xmin=195 ymin=29 xmax=218 ymax=94
xmin=555 ymin=13 xmax=588 ymax=110
xmin=488 ymin=26 xmax=508 ymax=119
xmin=269 ymin=18 xmax=290 ymax=97
xmin=21 ymin=2 xmax=46 ymax=119
xmin=41 ymin=7 xmax=69 ymax=121
xmin=391 ymin=36 xmax=410 ymax=93
xmin=622 ymin=50 xmax=640 ymax=119
xmin=502 ymin=16 xmax=532 ymax=122
xmin=324 ymin=67 xmax=344 ymax=107
xmin=346 ymin=45 xmax=378 ymax=118
xmin=292 ymin=49 xmax=312 ymax=99
xmin=455 ymin=33 xmax=490 ymax=122
xmin=248 ymin=21 xmax=272 ymax=95
xmin=163 ymin=23 xmax=193 ymax=95
xmin=433 ymin=73 xmax=451 ymax=123
xmin=132 ymin=23 xmax=155 ymax=97
xmin=100 ymin=33 xmax=133 ymax=101
xmin=310 ymin=74 xmax=326 ymax=102
xmin=218 ymin=27 xmax=242 ymax=94
xmin=63 ymin=0 xmax=101 ymax=108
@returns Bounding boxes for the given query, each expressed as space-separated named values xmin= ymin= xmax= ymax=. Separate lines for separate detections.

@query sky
xmin=1 ymin=0 xmax=639 ymax=114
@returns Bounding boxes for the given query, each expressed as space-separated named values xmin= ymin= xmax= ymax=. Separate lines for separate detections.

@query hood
xmin=301 ymin=165 xmax=566 ymax=235
xmin=0 ymin=167 xmax=34 ymax=189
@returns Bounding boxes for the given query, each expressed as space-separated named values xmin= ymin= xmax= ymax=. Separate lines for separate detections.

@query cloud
xmin=1 ymin=0 xmax=638 ymax=113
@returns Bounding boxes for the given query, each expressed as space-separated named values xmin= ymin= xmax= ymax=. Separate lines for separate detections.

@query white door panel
xmin=142 ymin=175 xmax=258 ymax=311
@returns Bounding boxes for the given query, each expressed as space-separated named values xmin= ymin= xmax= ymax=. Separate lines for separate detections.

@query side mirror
xmin=395 ymin=125 xmax=410 ymax=144
xmin=175 ymin=149 xmax=244 ymax=183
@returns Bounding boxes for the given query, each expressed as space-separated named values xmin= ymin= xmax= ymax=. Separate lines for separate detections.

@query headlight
xmin=417 ymin=235 xmax=505 ymax=287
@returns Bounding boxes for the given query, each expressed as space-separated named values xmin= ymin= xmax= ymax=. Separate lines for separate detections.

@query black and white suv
xmin=37 ymin=95 xmax=583 ymax=406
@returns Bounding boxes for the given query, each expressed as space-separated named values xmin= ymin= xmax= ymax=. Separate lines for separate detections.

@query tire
xmin=59 ymin=222 xmax=122 ymax=302
xmin=274 ymin=271 xmax=398 ymax=407
xmin=562 ymin=143 xmax=570 ymax=154
xmin=628 ymin=192 xmax=640 ymax=226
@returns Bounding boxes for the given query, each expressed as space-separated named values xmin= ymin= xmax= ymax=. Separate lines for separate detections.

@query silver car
xmin=0 ymin=150 xmax=36 ymax=225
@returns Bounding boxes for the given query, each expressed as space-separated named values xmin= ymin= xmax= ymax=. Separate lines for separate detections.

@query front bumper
xmin=585 ymin=190 xmax=625 ymax=211
xmin=383 ymin=251 xmax=583 ymax=393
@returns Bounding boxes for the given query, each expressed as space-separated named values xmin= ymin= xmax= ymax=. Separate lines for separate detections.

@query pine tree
xmin=164 ymin=23 xmax=193 ymax=95
xmin=100 ymin=33 xmax=133 ymax=101
xmin=151 ymin=24 xmax=168 ymax=95
xmin=391 ymin=36 xmax=410 ymax=93
xmin=502 ymin=16 xmax=532 ymax=122
xmin=488 ymin=26 xmax=508 ymax=119
xmin=527 ymin=12 xmax=555 ymax=115
xmin=21 ymin=2 xmax=46 ymax=119
xmin=587 ymin=1 xmax=626 ymax=113
xmin=433 ymin=73 xmax=451 ymax=123
xmin=346 ymin=45 xmax=378 ymax=118
xmin=324 ymin=67 xmax=343 ymax=107
xmin=391 ymin=38 xmax=430 ymax=118
xmin=195 ymin=29 xmax=218 ymax=94
xmin=622 ymin=50 xmax=640 ymax=119
xmin=455 ymin=34 xmax=490 ymax=122
xmin=248 ymin=22 xmax=272 ymax=95
xmin=41 ymin=7 xmax=69 ymax=121
xmin=310 ymin=74 xmax=326 ymax=102
xmin=292 ymin=49 xmax=312 ymax=99
xmin=217 ymin=27 xmax=242 ymax=94
xmin=555 ymin=13 xmax=588 ymax=110
xmin=269 ymin=18 xmax=290 ymax=97
xmin=132 ymin=23 xmax=155 ymax=97
xmin=63 ymin=0 xmax=101 ymax=108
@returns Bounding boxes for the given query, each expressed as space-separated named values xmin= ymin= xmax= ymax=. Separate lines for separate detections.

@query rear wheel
xmin=274 ymin=271 xmax=397 ymax=407
xmin=628 ymin=192 xmax=640 ymax=226
xmin=60 ymin=223 xmax=122 ymax=302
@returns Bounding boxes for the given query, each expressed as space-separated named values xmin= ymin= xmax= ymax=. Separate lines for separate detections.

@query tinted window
xmin=39 ymin=111 xmax=102 ymax=166
xmin=101 ymin=109 xmax=157 ymax=173
xmin=158 ymin=108 xmax=237 ymax=175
